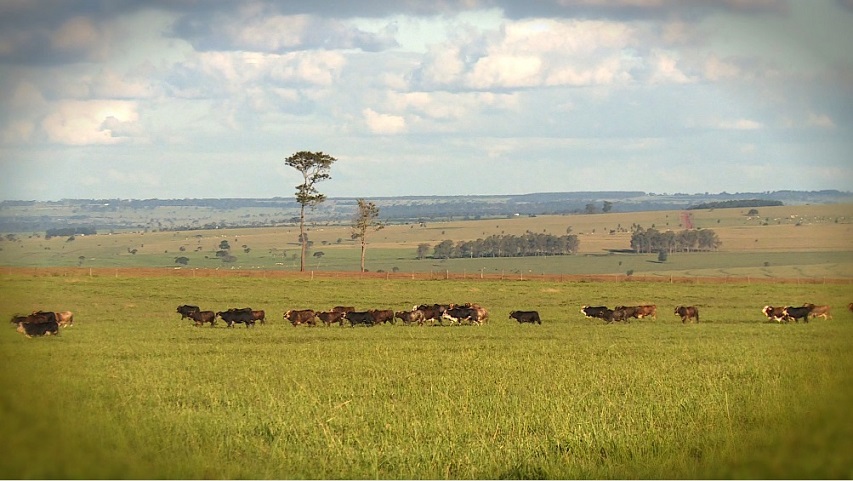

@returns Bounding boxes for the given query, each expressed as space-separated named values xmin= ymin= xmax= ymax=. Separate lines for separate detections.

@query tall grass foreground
xmin=0 ymin=274 xmax=851 ymax=479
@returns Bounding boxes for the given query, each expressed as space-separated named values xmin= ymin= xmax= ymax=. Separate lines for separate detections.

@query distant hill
xmin=1 ymin=190 xmax=851 ymax=233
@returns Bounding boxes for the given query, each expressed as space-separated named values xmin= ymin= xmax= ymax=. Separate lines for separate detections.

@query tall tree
xmin=351 ymin=199 xmax=384 ymax=272
xmin=284 ymin=151 xmax=336 ymax=271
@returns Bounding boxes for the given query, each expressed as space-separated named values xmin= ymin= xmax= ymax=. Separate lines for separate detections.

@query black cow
xmin=18 ymin=320 xmax=59 ymax=337
xmin=607 ymin=307 xmax=634 ymax=323
xmin=783 ymin=305 xmax=812 ymax=323
xmin=345 ymin=311 xmax=375 ymax=327
xmin=675 ymin=305 xmax=699 ymax=323
xmin=581 ymin=306 xmax=610 ymax=320
xmin=189 ymin=310 xmax=216 ymax=327
xmin=509 ymin=310 xmax=541 ymax=324
xmin=442 ymin=306 xmax=480 ymax=325
xmin=177 ymin=305 xmax=200 ymax=319
xmin=284 ymin=309 xmax=316 ymax=326
xmin=218 ymin=308 xmax=256 ymax=328
xmin=317 ymin=310 xmax=346 ymax=326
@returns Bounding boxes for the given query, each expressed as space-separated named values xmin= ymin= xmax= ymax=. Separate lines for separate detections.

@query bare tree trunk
xmin=360 ymin=238 xmax=366 ymax=272
xmin=299 ymin=204 xmax=306 ymax=272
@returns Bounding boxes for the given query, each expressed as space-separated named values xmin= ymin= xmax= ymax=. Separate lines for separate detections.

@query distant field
xmin=1 ymin=204 xmax=851 ymax=278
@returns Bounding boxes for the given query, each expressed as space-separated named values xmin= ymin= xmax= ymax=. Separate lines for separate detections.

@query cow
xmin=369 ymin=309 xmax=395 ymax=325
xmin=14 ymin=311 xmax=59 ymax=337
xmin=17 ymin=319 xmax=59 ymax=337
xmin=762 ymin=305 xmax=789 ymax=322
xmin=509 ymin=310 xmax=541 ymax=324
xmin=217 ymin=308 xmax=256 ymax=328
xmin=674 ymin=305 xmax=699 ymax=323
xmin=55 ymin=311 xmax=74 ymax=327
xmin=284 ymin=309 xmax=316 ymax=327
xmin=443 ymin=306 xmax=480 ymax=325
xmin=188 ymin=310 xmax=216 ymax=327
xmin=462 ymin=303 xmax=489 ymax=323
xmin=634 ymin=305 xmax=657 ymax=319
xmin=613 ymin=306 xmax=641 ymax=320
xmin=395 ymin=310 xmax=425 ymax=326
xmin=607 ymin=307 xmax=634 ymax=323
xmin=804 ymin=304 xmax=832 ymax=320
xmin=10 ymin=314 xmax=28 ymax=326
xmin=345 ymin=311 xmax=375 ymax=327
xmin=849 ymin=302 xmax=853 ymax=313
xmin=414 ymin=304 xmax=448 ymax=324
xmin=782 ymin=305 xmax=812 ymax=323
xmin=317 ymin=310 xmax=347 ymax=326
xmin=251 ymin=310 xmax=266 ymax=325
xmin=177 ymin=305 xmax=200 ymax=319
xmin=581 ymin=305 xmax=610 ymax=320
xmin=331 ymin=306 xmax=355 ymax=313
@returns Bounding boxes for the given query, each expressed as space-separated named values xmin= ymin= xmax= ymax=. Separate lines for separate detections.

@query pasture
xmin=1 ymin=273 xmax=851 ymax=479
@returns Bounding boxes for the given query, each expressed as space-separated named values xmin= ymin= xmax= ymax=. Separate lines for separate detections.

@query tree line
xmin=629 ymin=227 xmax=721 ymax=253
xmin=425 ymin=232 xmax=580 ymax=259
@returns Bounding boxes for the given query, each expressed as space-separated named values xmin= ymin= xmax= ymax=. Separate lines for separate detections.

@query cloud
xmin=806 ymin=113 xmax=835 ymax=129
xmin=363 ymin=108 xmax=406 ymax=134
xmin=40 ymin=100 xmax=140 ymax=145
xmin=718 ymin=118 xmax=763 ymax=130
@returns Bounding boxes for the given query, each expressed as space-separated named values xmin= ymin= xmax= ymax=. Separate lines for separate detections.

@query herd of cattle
xmin=9 ymin=302 xmax=851 ymax=337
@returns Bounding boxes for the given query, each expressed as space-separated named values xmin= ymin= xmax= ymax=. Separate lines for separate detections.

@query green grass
xmin=1 ymin=274 xmax=852 ymax=479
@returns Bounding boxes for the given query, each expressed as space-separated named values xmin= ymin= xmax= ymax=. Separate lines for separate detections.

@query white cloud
xmin=807 ymin=113 xmax=835 ymax=129
xmin=648 ymin=50 xmax=694 ymax=84
xmin=362 ymin=108 xmax=406 ymax=134
xmin=41 ymin=100 xmax=140 ymax=145
xmin=718 ymin=118 xmax=763 ymax=130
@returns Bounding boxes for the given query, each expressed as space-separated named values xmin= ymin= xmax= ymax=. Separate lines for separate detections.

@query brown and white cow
xmin=55 ymin=311 xmax=74 ymax=327
xmin=762 ymin=305 xmax=789 ymax=322
xmin=284 ymin=309 xmax=316 ymax=326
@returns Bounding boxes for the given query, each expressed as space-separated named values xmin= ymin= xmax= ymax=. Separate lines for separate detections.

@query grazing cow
xmin=55 ymin=311 xmax=74 ymax=327
xmin=674 ymin=306 xmax=699 ymax=323
xmin=331 ymin=306 xmax=355 ymax=313
xmin=762 ymin=305 xmax=789 ymax=322
xmin=251 ymin=310 xmax=266 ymax=325
xmin=284 ymin=309 xmax=316 ymax=327
xmin=581 ymin=306 xmax=610 ymax=320
xmin=848 ymin=302 xmax=853 ymax=313
xmin=782 ymin=305 xmax=812 ymax=323
xmin=217 ymin=308 xmax=256 ymax=328
xmin=804 ymin=304 xmax=832 ymax=320
xmin=395 ymin=310 xmax=425 ymax=326
xmin=317 ymin=310 xmax=347 ymax=326
xmin=443 ymin=306 xmax=480 ymax=325
xmin=345 ymin=311 xmax=375 ymax=327
xmin=188 ymin=310 xmax=216 ymax=327
xmin=509 ymin=310 xmax=541 ymax=324
xmin=369 ymin=309 xmax=396 ymax=325
xmin=177 ymin=305 xmax=200 ymax=319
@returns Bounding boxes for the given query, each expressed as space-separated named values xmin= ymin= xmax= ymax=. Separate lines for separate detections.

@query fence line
xmin=2 ymin=266 xmax=851 ymax=285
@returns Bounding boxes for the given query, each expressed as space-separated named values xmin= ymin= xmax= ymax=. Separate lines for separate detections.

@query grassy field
xmin=1 ymin=273 xmax=852 ymax=479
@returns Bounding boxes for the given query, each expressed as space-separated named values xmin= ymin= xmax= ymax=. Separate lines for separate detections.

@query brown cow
xmin=675 ymin=305 xmax=699 ymax=323
xmin=635 ymin=305 xmax=657 ymax=319
xmin=331 ymin=306 xmax=355 ymax=313
xmin=189 ymin=310 xmax=216 ymax=327
xmin=848 ymin=302 xmax=853 ymax=312
xmin=804 ymin=304 xmax=832 ymax=320
xmin=284 ymin=309 xmax=316 ymax=326
xmin=369 ymin=309 xmax=395 ymax=325
xmin=251 ymin=310 xmax=266 ymax=324
xmin=55 ymin=311 xmax=74 ymax=327
xmin=317 ymin=310 xmax=346 ymax=326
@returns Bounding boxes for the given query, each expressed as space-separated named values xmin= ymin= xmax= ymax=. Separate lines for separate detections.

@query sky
xmin=0 ymin=0 xmax=851 ymax=201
